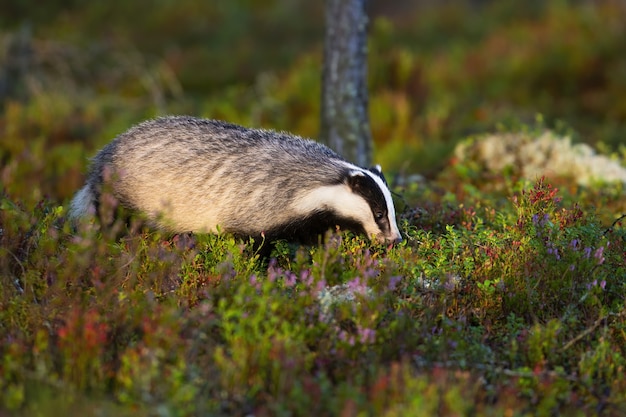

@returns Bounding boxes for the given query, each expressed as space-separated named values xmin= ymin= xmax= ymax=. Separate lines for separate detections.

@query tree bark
xmin=320 ymin=0 xmax=372 ymax=167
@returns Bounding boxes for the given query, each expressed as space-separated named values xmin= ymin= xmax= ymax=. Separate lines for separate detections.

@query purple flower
xmin=339 ymin=330 xmax=355 ymax=346
xmin=364 ymin=268 xmax=379 ymax=279
xmin=300 ymin=269 xmax=313 ymax=286
xmin=347 ymin=277 xmax=368 ymax=294
xmin=546 ymin=245 xmax=560 ymax=260
xmin=267 ymin=258 xmax=279 ymax=282
xmin=587 ymin=279 xmax=606 ymax=290
xmin=570 ymin=239 xmax=580 ymax=250
xmin=533 ymin=213 xmax=550 ymax=228
xmin=358 ymin=327 xmax=376 ymax=344
xmin=583 ymin=247 xmax=592 ymax=259
xmin=594 ymin=246 xmax=605 ymax=265
xmin=388 ymin=275 xmax=402 ymax=291
xmin=315 ymin=279 xmax=327 ymax=295
xmin=284 ymin=271 xmax=297 ymax=287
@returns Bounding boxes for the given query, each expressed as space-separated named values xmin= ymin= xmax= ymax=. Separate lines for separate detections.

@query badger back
xmin=70 ymin=116 xmax=402 ymax=244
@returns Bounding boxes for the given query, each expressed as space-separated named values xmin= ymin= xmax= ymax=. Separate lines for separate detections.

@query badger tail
xmin=68 ymin=185 xmax=96 ymax=219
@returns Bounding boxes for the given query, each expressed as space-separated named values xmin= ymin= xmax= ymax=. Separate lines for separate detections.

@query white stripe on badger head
xmin=340 ymin=162 xmax=402 ymax=243
xmin=292 ymin=183 xmax=377 ymax=235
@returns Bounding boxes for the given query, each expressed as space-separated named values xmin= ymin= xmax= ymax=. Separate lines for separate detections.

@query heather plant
xmin=3 ymin=2 xmax=626 ymax=415
xmin=4 ymin=161 xmax=626 ymax=415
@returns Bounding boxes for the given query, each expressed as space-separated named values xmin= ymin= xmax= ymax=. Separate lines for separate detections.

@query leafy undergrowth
xmin=2 ymin=2 xmax=626 ymax=415
xmin=2 ymin=175 xmax=626 ymax=416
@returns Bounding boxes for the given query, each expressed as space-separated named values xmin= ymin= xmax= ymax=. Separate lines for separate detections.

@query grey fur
xmin=70 ymin=116 xmax=402 ymax=244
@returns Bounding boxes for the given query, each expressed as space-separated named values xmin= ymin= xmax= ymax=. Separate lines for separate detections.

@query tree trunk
xmin=320 ymin=0 xmax=372 ymax=167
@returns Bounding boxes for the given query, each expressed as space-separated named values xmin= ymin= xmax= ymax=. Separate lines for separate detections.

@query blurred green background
xmin=1 ymin=0 xmax=625 ymax=206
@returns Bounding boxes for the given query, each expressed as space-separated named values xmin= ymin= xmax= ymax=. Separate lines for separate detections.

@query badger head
xmin=293 ymin=164 xmax=403 ymax=245
xmin=342 ymin=166 xmax=403 ymax=245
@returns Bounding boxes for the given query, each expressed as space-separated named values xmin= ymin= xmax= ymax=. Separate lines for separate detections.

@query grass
xmin=2 ymin=1 xmax=626 ymax=415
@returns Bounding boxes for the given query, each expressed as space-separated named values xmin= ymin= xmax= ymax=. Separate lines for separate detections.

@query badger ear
xmin=346 ymin=170 xmax=367 ymax=190
xmin=368 ymin=164 xmax=389 ymax=185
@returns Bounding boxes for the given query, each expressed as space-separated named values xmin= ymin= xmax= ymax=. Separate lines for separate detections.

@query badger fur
xmin=69 ymin=116 xmax=402 ymax=245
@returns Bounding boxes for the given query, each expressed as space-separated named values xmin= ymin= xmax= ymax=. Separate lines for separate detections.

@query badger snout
xmin=376 ymin=232 xmax=403 ymax=246
xmin=390 ymin=235 xmax=403 ymax=245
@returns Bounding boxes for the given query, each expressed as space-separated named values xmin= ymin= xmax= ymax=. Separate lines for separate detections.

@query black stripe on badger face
xmin=345 ymin=170 xmax=394 ymax=238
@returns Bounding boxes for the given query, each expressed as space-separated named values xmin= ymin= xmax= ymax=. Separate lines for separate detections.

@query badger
xmin=69 ymin=116 xmax=402 ymax=246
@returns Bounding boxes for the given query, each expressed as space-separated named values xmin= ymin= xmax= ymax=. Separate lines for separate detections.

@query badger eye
xmin=374 ymin=211 xmax=384 ymax=220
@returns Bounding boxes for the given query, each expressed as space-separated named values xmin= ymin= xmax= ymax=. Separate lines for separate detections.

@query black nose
xmin=391 ymin=235 xmax=403 ymax=245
